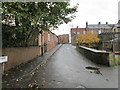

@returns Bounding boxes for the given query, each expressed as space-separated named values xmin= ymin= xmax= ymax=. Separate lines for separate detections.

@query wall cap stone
xmin=79 ymin=45 xmax=111 ymax=54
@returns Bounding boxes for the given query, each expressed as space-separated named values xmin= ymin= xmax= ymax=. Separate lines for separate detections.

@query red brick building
xmin=71 ymin=22 xmax=114 ymax=45
xmin=71 ymin=27 xmax=85 ymax=44
xmin=58 ymin=34 xmax=69 ymax=44
xmin=38 ymin=30 xmax=59 ymax=55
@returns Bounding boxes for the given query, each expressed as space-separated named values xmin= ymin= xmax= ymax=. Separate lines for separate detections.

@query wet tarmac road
xmin=3 ymin=44 xmax=118 ymax=88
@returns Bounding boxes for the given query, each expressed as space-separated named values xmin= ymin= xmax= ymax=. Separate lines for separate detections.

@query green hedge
xmin=2 ymin=24 xmax=38 ymax=48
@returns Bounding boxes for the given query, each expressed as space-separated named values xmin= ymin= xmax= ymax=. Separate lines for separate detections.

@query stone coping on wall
xmin=79 ymin=45 xmax=110 ymax=53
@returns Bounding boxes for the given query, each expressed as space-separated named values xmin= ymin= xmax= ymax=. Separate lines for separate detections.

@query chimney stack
xmin=86 ymin=21 xmax=88 ymax=28
xmin=98 ymin=22 xmax=101 ymax=25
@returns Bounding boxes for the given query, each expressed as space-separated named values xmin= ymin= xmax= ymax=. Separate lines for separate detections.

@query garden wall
xmin=2 ymin=46 xmax=41 ymax=71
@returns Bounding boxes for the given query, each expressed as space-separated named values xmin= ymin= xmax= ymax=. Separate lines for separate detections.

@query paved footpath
xmin=2 ymin=44 xmax=118 ymax=88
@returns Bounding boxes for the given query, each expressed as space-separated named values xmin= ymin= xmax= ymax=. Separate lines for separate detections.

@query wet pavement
xmin=2 ymin=44 xmax=118 ymax=88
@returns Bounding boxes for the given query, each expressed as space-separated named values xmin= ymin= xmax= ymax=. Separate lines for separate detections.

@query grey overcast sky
xmin=52 ymin=0 xmax=120 ymax=35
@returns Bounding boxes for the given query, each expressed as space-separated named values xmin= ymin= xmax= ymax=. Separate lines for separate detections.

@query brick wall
xmin=3 ymin=30 xmax=58 ymax=71
xmin=38 ymin=30 xmax=59 ymax=53
xmin=2 ymin=46 xmax=41 ymax=71
xmin=46 ymin=32 xmax=58 ymax=51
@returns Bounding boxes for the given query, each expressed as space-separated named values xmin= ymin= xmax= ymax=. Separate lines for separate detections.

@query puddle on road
xmin=85 ymin=66 xmax=101 ymax=74
xmin=85 ymin=66 xmax=100 ymax=70
xmin=75 ymin=84 xmax=86 ymax=88
xmin=85 ymin=66 xmax=101 ymax=73
xmin=57 ymin=81 xmax=63 ymax=84
xmin=85 ymin=66 xmax=109 ymax=82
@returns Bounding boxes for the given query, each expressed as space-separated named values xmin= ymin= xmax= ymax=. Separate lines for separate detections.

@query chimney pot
xmin=86 ymin=21 xmax=88 ymax=28
xmin=98 ymin=22 xmax=101 ymax=25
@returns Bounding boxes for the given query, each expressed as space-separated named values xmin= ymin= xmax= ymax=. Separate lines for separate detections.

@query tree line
xmin=2 ymin=2 xmax=78 ymax=47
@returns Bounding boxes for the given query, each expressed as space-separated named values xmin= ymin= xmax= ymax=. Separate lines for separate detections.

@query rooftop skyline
xmin=52 ymin=0 xmax=120 ymax=35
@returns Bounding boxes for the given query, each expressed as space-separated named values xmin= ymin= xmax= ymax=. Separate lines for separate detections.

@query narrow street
xmin=3 ymin=44 xmax=118 ymax=88
xmin=1 ymin=1 xmax=120 ymax=89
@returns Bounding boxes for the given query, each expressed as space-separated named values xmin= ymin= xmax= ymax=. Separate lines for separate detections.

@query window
xmin=73 ymin=32 xmax=76 ymax=34
xmin=54 ymin=36 xmax=58 ymax=42
xmin=91 ymin=31 xmax=94 ymax=34
xmin=98 ymin=30 xmax=102 ymax=34
xmin=83 ymin=31 xmax=86 ymax=34
xmin=114 ymin=29 xmax=116 ymax=32
xmin=48 ymin=33 xmax=50 ymax=41
xmin=77 ymin=32 xmax=80 ymax=34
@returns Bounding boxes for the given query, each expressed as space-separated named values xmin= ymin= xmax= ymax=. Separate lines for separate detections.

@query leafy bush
xmin=75 ymin=32 xmax=100 ymax=48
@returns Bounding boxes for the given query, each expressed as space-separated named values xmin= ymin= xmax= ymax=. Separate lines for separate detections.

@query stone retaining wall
xmin=77 ymin=45 xmax=110 ymax=66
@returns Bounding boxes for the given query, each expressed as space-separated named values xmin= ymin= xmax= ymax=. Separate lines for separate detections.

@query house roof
xmin=58 ymin=34 xmax=69 ymax=37
xmin=99 ymin=32 xmax=120 ymax=35
xmin=71 ymin=28 xmax=85 ymax=29
xmin=88 ymin=24 xmax=114 ymax=29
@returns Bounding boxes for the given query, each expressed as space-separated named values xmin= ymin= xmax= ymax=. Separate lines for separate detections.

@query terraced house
xmin=71 ymin=22 xmax=115 ymax=45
